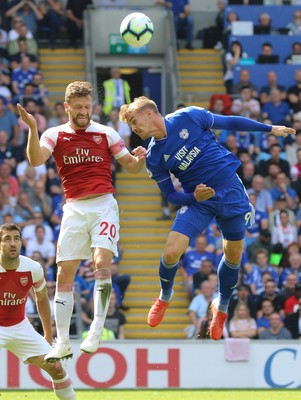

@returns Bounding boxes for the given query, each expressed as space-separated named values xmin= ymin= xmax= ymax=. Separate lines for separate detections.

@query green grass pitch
xmin=0 ymin=390 xmax=301 ymax=400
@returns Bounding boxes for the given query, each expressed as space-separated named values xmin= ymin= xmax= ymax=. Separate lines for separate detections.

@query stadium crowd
xmin=1 ymin=0 xmax=301 ymax=342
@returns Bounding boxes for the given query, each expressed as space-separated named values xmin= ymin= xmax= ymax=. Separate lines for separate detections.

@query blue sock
xmin=217 ymin=256 xmax=240 ymax=313
xmin=158 ymin=257 xmax=179 ymax=302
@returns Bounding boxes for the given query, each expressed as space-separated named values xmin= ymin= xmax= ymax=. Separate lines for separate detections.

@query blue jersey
xmin=146 ymin=107 xmax=241 ymax=192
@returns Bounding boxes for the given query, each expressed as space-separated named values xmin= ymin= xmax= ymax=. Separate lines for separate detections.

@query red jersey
xmin=0 ymin=256 xmax=45 ymax=327
xmin=40 ymin=120 xmax=129 ymax=200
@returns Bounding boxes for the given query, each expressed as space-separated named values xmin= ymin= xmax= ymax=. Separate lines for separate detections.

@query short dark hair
xmin=0 ymin=224 xmax=22 ymax=241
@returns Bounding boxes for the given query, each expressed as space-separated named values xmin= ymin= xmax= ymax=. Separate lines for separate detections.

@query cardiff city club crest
xmin=179 ymin=129 xmax=189 ymax=139
xmin=92 ymin=135 xmax=102 ymax=144
xmin=20 ymin=276 xmax=28 ymax=286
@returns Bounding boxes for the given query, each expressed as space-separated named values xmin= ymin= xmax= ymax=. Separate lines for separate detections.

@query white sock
xmin=52 ymin=374 xmax=76 ymax=400
xmin=89 ymin=278 xmax=112 ymax=334
xmin=54 ymin=291 xmax=74 ymax=343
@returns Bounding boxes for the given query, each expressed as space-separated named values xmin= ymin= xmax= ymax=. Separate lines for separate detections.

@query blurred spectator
xmin=261 ymin=89 xmax=291 ymax=125
xmin=106 ymin=107 xmax=131 ymax=150
xmin=11 ymin=55 xmax=37 ymax=96
xmin=228 ymin=284 xmax=257 ymax=321
xmin=245 ymin=192 xmax=268 ymax=247
xmin=21 ymin=210 xmax=54 ymax=244
xmin=279 ymin=241 xmax=300 ymax=269
xmin=16 ymin=150 xmax=47 ymax=184
xmin=238 ymin=158 xmax=256 ymax=189
xmin=279 ymin=252 xmax=301 ymax=288
xmin=91 ymin=102 xmax=108 ymax=125
xmin=25 ymin=224 xmax=55 ymax=268
xmin=225 ymin=134 xmax=244 ymax=158
xmin=258 ymin=144 xmax=291 ymax=178
xmin=38 ymin=0 xmax=65 ymax=49
xmin=104 ymin=290 xmax=127 ymax=339
xmin=0 ymin=162 xmax=19 ymax=197
xmin=287 ymin=9 xmax=301 ymax=35
xmin=0 ymin=96 xmax=20 ymax=145
xmin=232 ymin=69 xmax=259 ymax=99
xmin=268 ymin=195 xmax=296 ymax=236
xmin=0 ymin=184 xmax=15 ymax=224
xmin=13 ymin=191 xmax=35 ymax=227
xmin=28 ymin=180 xmax=52 ymax=218
xmin=256 ymin=298 xmax=275 ymax=335
xmin=287 ymin=69 xmax=301 ymax=114
xmin=0 ymin=130 xmax=17 ymax=169
xmin=192 ymin=258 xmax=215 ymax=297
xmin=260 ymin=71 xmax=287 ymax=105
xmin=7 ymin=17 xmax=33 ymax=41
xmin=254 ymin=12 xmax=273 ymax=35
xmin=50 ymin=192 xmax=63 ymax=243
xmin=286 ymin=130 xmax=301 ymax=168
xmin=281 ymin=273 xmax=299 ymax=300
xmin=5 ymin=0 xmax=43 ymax=38
xmin=285 ymin=41 xmax=301 ymax=64
xmin=8 ymin=25 xmax=38 ymax=57
xmin=284 ymin=297 xmax=301 ymax=338
xmin=221 ymin=10 xmax=239 ymax=51
xmin=284 ymin=282 xmax=301 ymax=315
xmin=231 ymin=86 xmax=261 ymax=119
xmin=47 ymin=101 xmax=66 ymax=128
xmin=65 ymin=0 xmax=92 ymax=48
xmin=9 ymin=38 xmax=38 ymax=71
xmin=247 ymin=174 xmax=273 ymax=214
xmin=272 ymin=209 xmax=298 ymax=251
xmin=18 ymin=98 xmax=47 ymax=135
xmin=228 ymin=302 xmax=257 ymax=338
xmin=155 ymin=0 xmax=194 ymax=50
xmin=256 ymin=278 xmax=284 ymax=316
xmin=256 ymin=42 xmax=279 ymax=64
xmin=102 ymin=67 xmax=131 ymax=116
xmin=263 ymin=163 xmax=281 ymax=190
xmin=111 ymin=253 xmax=131 ymax=311
xmin=224 ymin=40 xmax=249 ymax=94
xmin=270 ymin=171 xmax=297 ymax=210
xmin=259 ymin=312 xmax=292 ymax=339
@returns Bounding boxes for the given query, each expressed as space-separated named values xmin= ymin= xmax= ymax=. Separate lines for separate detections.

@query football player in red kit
xmin=17 ymin=81 xmax=146 ymax=362
xmin=0 ymin=223 xmax=76 ymax=399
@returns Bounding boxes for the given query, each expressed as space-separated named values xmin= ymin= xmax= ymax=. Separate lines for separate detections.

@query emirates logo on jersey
xmin=20 ymin=277 xmax=28 ymax=286
xmin=92 ymin=135 xmax=102 ymax=144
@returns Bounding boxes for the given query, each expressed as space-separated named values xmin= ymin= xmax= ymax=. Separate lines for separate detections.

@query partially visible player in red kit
xmin=0 ymin=223 xmax=76 ymax=399
xmin=17 ymin=81 xmax=146 ymax=362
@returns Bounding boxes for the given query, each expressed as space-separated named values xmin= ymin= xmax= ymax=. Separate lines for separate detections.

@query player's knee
xmin=163 ymin=248 xmax=181 ymax=264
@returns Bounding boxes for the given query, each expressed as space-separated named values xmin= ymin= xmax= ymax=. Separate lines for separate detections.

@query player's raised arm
xmin=17 ymin=103 xmax=51 ymax=167
xmin=118 ymin=145 xmax=146 ymax=173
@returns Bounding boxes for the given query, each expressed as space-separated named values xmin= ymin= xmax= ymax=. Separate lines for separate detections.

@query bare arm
xmin=117 ymin=146 xmax=146 ymax=174
xmin=5 ymin=0 xmax=25 ymax=17
xmin=35 ymin=285 xmax=52 ymax=345
xmin=17 ymin=103 xmax=51 ymax=166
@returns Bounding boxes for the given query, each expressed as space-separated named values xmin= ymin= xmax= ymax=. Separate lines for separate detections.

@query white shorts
xmin=57 ymin=194 xmax=120 ymax=262
xmin=0 ymin=318 xmax=52 ymax=362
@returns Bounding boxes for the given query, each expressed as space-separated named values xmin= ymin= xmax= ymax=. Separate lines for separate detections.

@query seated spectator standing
xmin=65 ymin=0 xmax=92 ymax=48
xmin=9 ymin=38 xmax=38 ymax=71
xmin=155 ymin=0 xmax=194 ymax=50
xmin=257 ymin=42 xmax=279 ymax=64
xmin=259 ymin=312 xmax=292 ymax=339
xmin=11 ymin=55 xmax=37 ymax=98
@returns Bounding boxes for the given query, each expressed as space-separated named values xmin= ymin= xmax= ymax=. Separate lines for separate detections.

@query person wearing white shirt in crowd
xmin=106 ymin=107 xmax=131 ymax=149
xmin=25 ymin=224 xmax=56 ymax=268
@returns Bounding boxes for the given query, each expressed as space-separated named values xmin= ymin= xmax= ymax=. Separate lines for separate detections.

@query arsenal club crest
xmin=20 ymin=276 xmax=28 ymax=286
xmin=92 ymin=135 xmax=102 ymax=144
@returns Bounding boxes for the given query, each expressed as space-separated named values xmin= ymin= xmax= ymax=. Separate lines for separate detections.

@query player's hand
xmin=194 ymin=184 xmax=215 ymax=202
xmin=270 ymin=126 xmax=296 ymax=137
xmin=17 ymin=103 xmax=37 ymax=130
xmin=132 ymin=146 xmax=146 ymax=160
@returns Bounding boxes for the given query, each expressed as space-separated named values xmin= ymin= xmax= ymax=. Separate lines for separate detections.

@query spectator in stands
xmin=192 ymin=258 xmax=215 ymax=297
xmin=0 ymin=96 xmax=20 ymax=145
xmin=256 ymin=278 xmax=284 ymax=315
xmin=259 ymin=312 xmax=292 ymax=339
xmin=228 ymin=284 xmax=257 ymax=321
xmin=239 ymin=160 xmax=256 ymax=190
xmin=245 ymin=192 xmax=269 ymax=247
xmin=279 ymin=252 xmax=301 ymax=288
xmin=47 ymin=102 xmax=66 ymax=128
xmin=0 ymin=130 xmax=17 ymax=169
xmin=104 ymin=290 xmax=127 ymax=339
xmin=0 ymin=163 xmax=19 ymax=198
xmin=270 ymin=171 xmax=297 ymax=210
xmin=254 ymin=12 xmax=273 ymax=35
xmin=232 ymin=68 xmax=259 ymax=99
xmin=65 ymin=0 xmax=93 ymax=48
xmin=247 ymin=174 xmax=273 ymax=214
xmin=279 ymin=241 xmax=300 ymax=268
xmin=272 ymin=209 xmax=298 ymax=250
xmin=28 ymin=180 xmax=52 ymax=219
xmin=180 ymin=234 xmax=215 ymax=299
xmin=262 ymin=89 xmax=291 ymax=126
xmin=13 ymin=191 xmax=35 ymax=227
xmin=25 ymin=224 xmax=56 ymax=268
xmin=284 ymin=282 xmax=301 ymax=315
xmin=287 ymin=69 xmax=301 ymax=114
xmin=286 ymin=130 xmax=301 ymax=168
xmin=287 ymin=9 xmax=301 ymax=35
xmin=8 ymin=25 xmax=38 ymax=57
xmin=106 ymin=107 xmax=131 ymax=150
xmin=5 ymin=0 xmax=43 ymax=38
xmin=263 ymin=162 xmax=281 ymax=190
xmin=228 ymin=302 xmax=257 ymax=338
xmin=285 ymin=41 xmax=301 ymax=64
xmin=21 ymin=209 xmax=54 ymax=246
xmin=221 ymin=10 xmax=239 ymax=51
xmin=256 ymin=299 xmax=275 ymax=335
xmin=11 ymin=55 xmax=37 ymax=97
xmin=248 ymin=248 xmax=278 ymax=295
xmin=225 ymin=133 xmax=244 ymax=159
xmin=18 ymin=98 xmax=47 ymax=135
xmin=281 ymin=273 xmax=299 ymax=299
xmin=258 ymin=144 xmax=291 ymax=178
xmin=102 ymin=67 xmax=131 ymax=116
xmin=0 ymin=69 xmax=13 ymax=105
xmin=260 ymin=71 xmax=287 ymax=105
xmin=284 ymin=297 xmax=301 ymax=338
xmin=8 ymin=38 xmax=38 ymax=70
xmin=111 ymin=250 xmax=131 ymax=311
xmin=0 ymin=184 xmax=15 ymax=224
xmin=187 ymin=280 xmax=217 ymax=338
xmin=231 ymin=86 xmax=261 ymax=119
xmin=38 ymin=0 xmax=65 ymax=49
xmin=257 ymin=42 xmax=279 ymax=64
xmin=224 ymin=41 xmax=249 ymax=94
xmin=7 ymin=17 xmax=33 ymax=41
xmin=155 ymin=0 xmax=194 ymax=50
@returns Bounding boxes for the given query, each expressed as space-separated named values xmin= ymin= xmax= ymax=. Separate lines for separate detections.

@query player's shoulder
xmin=88 ymin=120 xmax=116 ymax=134
xmin=18 ymin=255 xmax=42 ymax=272
xmin=43 ymin=122 xmax=73 ymax=136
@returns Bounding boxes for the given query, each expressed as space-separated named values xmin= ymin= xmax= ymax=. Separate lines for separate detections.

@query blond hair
xmin=65 ymin=81 xmax=93 ymax=104
xmin=119 ymin=96 xmax=159 ymax=123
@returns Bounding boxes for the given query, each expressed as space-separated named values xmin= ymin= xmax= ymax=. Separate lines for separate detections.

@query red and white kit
xmin=40 ymin=121 xmax=129 ymax=260
xmin=0 ymin=256 xmax=51 ymax=361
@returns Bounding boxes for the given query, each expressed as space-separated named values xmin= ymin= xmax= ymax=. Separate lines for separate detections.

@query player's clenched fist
xmin=193 ymin=183 xmax=215 ymax=201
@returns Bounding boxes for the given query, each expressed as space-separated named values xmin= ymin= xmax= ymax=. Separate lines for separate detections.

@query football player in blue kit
xmin=119 ymin=97 xmax=295 ymax=340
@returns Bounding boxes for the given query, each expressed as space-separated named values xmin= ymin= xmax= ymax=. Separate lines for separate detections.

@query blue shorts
xmin=172 ymin=177 xmax=255 ymax=242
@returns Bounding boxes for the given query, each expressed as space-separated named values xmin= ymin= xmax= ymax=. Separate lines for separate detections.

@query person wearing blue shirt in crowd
xmin=119 ymin=96 xmax=295 ymax=340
